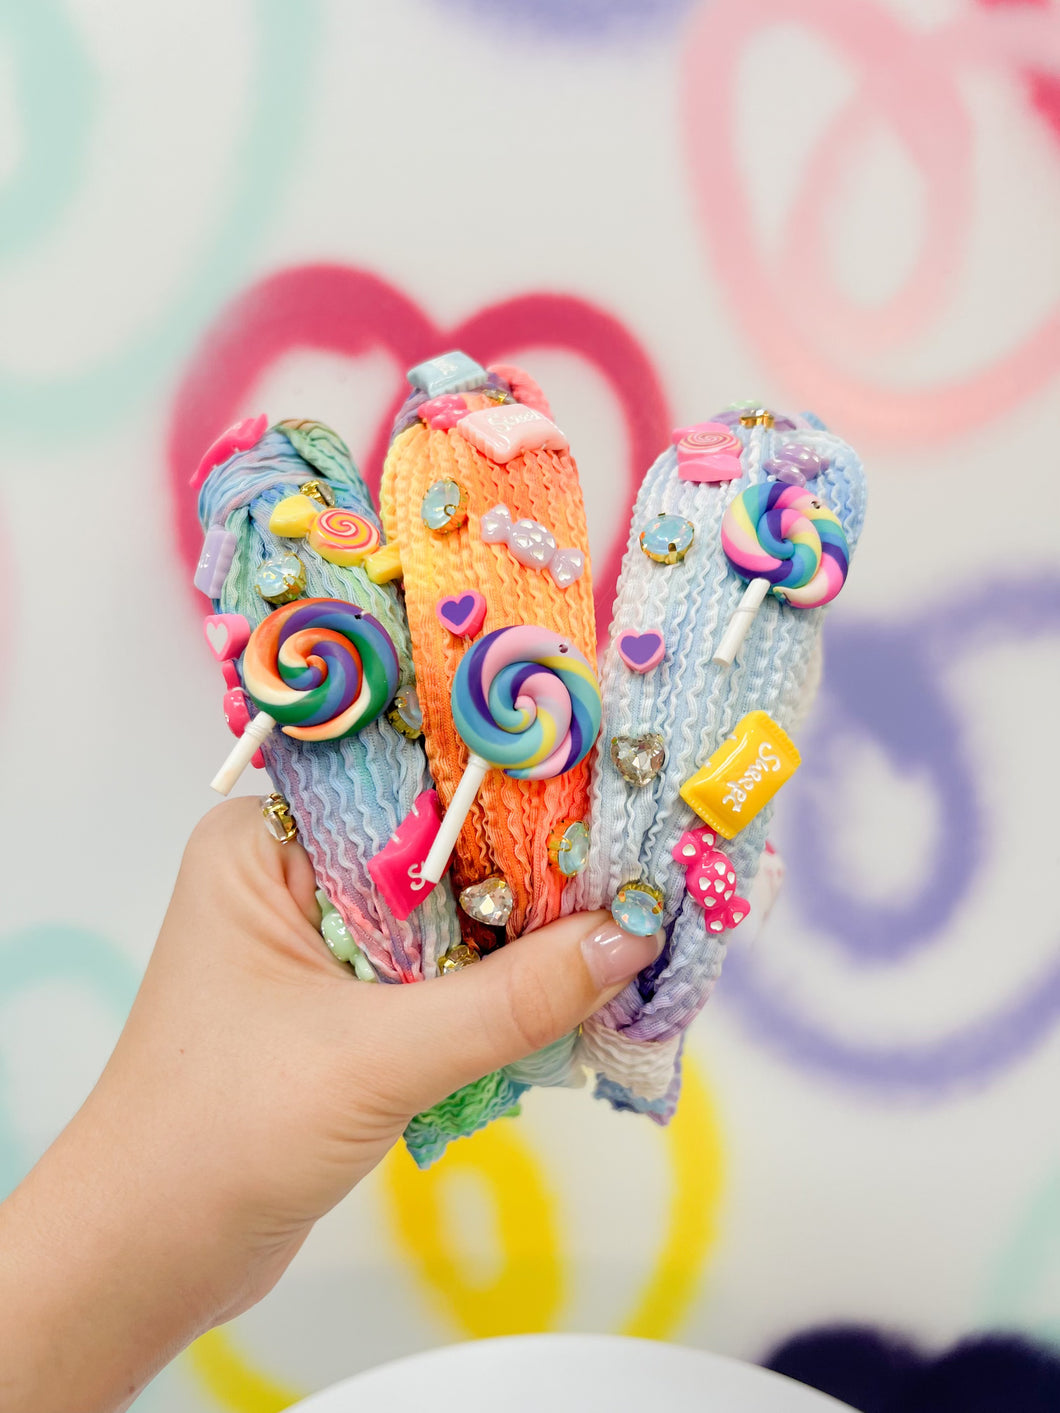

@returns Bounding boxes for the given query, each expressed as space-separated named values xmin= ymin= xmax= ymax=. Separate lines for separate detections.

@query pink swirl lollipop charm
xmin=673 ymin=421 xmax=744 ymax=483
xmin=419 ymin=625 xmax=602 ymax=884
xmin=713 ymin=482 xmax=850 ymax=666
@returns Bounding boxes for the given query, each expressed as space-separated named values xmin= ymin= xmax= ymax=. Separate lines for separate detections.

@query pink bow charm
xmin=672 ymin=826 xmax=750 ymax=935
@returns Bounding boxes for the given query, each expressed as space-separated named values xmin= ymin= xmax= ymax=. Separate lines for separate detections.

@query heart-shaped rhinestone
xmin=610 ymin=732 xmax=666 ymax=787
xmin=459 ymin=876 xmax=514 ymax=927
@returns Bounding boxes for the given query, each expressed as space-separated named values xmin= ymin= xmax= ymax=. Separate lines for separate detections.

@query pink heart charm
xmin=203 ymin=613 xmax=252 ymax=662
xmin=435 ymin=591 xmax=487 ymax=638
xmin=617 ymin=629 xmax=665 ymax=674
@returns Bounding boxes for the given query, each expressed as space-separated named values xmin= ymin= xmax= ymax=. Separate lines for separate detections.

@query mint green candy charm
xmin=316 ymin=891 xmax=378 ymax=981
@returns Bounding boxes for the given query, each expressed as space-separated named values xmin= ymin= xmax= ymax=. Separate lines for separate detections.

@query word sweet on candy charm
xmin=680 ymin=711 xmax=800 ymax=839
xmin=713 ymin=482 xmax=850 ymax=666
xmin=210 ymin=597 xmax=400 ymax=795
xmin=419 ymin=626 xmax=603 ymax=885
xmin=672 ymin=826 xmax=749 ymax=935
xmin=459 ymin=404 xmax=569 ymax=464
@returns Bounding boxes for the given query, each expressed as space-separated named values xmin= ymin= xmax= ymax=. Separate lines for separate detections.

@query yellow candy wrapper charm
xmin=268 ymin=493 xmax=321 ymax=538
xmin=679 ymin=710 xmax=800 ymax=839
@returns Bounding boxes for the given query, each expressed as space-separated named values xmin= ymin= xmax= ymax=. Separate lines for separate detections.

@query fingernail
xmin=581 ymin=922 xmax=664 ymax=988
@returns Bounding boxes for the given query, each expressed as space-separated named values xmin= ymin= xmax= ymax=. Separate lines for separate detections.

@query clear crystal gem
xmin=610 ymin=732 xmax=666 ymax=786
xmin=459 ymin=876 xmax=515 ymax=927
xmin=440 ymin=942 xmax=481 ymax=973
xmin=254 ymin=553 xmax=306 ymax=604
xmin=387 ymin=686 xmax=423 ymax=739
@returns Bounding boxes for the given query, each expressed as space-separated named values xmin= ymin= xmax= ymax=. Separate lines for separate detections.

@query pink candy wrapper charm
xmin=222 ymin=689 xmax=265 ymax=769
xmin=672 ymin=826 xmax=749 ymax=935
xmin=368 ymin=790 xmax=445 ymax=920
xmin=673 ymin=422 xmax=744 ymax=483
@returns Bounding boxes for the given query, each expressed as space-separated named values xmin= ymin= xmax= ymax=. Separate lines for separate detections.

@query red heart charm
xmin=167 ymin=265 xmax=671 ymax=637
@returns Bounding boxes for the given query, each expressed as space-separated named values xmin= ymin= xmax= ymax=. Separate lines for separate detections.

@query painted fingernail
xmin=581 ymin=923 xmax=664 ymax=988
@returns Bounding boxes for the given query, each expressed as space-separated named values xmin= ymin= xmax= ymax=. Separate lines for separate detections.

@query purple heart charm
xmin=617 ymin=629 xmax=665 ymax=674
xmin=435 ymin=590 xmax=488 ymax=638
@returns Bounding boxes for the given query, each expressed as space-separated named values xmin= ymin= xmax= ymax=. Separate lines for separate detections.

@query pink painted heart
xmin=617 ymin=629 xmax=666 ymax=673
xmin=435 ymin=591 xmax=487 ymax=638
xmin=203 ymin=613 xmax=251 ymax=662
xmin=167 ymin=265 xmax=671 ymax=638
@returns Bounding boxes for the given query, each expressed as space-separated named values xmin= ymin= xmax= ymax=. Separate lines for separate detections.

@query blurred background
xmin=2 ymin=1 xmax=1059 ymax=1408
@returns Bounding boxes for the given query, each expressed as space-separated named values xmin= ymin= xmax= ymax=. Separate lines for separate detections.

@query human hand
xmin=0 ymin=797 xmax=663 ymax=1413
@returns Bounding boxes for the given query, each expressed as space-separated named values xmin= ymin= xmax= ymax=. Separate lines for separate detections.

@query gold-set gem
xmin=548 ymin=819 xmax=590 ymax=876
xmin=261 ymin=793 xmax=297 ymax=844
xmin=440 ymin=942 xmax=481 ymax=973
xmin=387 ymin=687 xmax=423 ymax=740
xmin=611 ymin=879 xmax=666 ymax=937
xmin=299 ymin=479 xmax=336 ymax=507
xmin=421 ymin=478 xmax=470 ymax=535
xmin=738 ymin=407 xmax=775 ymax=428
xmin=459 ymin=876 xmax=515 ymax=927
xmin=254 ymin=554 xmax=306 ymax=604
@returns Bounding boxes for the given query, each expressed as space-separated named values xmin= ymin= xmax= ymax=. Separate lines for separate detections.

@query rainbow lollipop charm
xmin=713 ymin=483 xmax=850 ymax=666
xmin=420 ymin=625 xmax=603 ymax=884
xmin=210 ymin=597 xmax=400 ymax=795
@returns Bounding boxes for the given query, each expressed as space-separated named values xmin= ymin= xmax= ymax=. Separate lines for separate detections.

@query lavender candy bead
xmin=764 ymin=441 xmax=827 ymax=487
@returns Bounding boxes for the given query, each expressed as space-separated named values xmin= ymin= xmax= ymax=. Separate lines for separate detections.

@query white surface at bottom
xmin=289 ymin=1334 xmax=856 ymax=1412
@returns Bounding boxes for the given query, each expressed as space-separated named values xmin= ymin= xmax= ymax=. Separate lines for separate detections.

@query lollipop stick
xmin=211 ymin=712 xmax=277 ymax=795
xmin=713 ymin=577 xmax=770 ymax=667
xmin=421 ymin=753 xmax=491 ymax=883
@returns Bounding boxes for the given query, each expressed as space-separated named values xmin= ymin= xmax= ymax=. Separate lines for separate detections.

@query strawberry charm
xmin=672 ymin=826 xmax=750 ymax=935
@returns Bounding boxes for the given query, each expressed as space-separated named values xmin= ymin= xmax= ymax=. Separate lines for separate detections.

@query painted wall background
xmin=1 ymin=0 xmax=1059 ymax=1407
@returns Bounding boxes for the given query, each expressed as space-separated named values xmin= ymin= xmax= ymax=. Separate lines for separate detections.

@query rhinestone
xmin=610 ymin=732 xmax=666 ymax=786
xmin=421 ymin=478 xmax=469 ymax=535
xmin=548 ymin=819 xmax=590 ymax=877
xmin=611 ymin=880 xmax=665 ymax=937
xmin=738 ymin=406 xmax=775 ymax=428
xmin=459 ymin=876 xmax=514 ymax=927
xmin=440 ymin=942 xmax=481 ymax=973
xmin=254 ymin=554 xmax=306 ymax=605
xmin=299 ymin=479 xmax=336 ymax=506
xmin=261 ymin=793 xmax=297 ymax=843
xmin=639 ymin=513 xmax=695 ymax=565
xmin=387 ymin=687 xmax=423 ymax=740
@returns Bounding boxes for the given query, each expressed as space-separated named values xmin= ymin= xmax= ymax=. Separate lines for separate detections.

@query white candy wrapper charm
xmin=713 ymin=577 xmax=770 ymax=666
xmin=211 ymin=712 xmax=277 ymax=795
xmin=420 ymin=753 xmax=491 ymax=884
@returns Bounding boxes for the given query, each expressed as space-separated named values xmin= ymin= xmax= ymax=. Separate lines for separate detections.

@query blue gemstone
xmin=639 ymin=513 xmax=695 ymax=564
xmin=420 ymin=478 xmax=468 ymax=534
xmin=611 ymin=882 xmax=664 ymax=937
xmin=407 ymin=350 xmax=487 ymax=397
xmin=554 ymin=821 xmax=590 ymax=877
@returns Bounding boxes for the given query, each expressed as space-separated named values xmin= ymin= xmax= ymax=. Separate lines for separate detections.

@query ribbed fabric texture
xmin=568 ymin=413 xmax=867 ymax=1119
xmin=197 ymin=423 xmax=460 ymax=982
xmin=379 ymin=391 xmax=597 ymax=945
xmin=196 ymin=421 xmax=521 ymax=1167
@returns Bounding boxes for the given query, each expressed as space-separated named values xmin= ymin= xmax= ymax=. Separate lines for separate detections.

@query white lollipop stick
xmin=420 ymin=753 xmax=491 ymax=883
xmin=713 ymin=577 xmax=770 ymax=666
xmin=211 ymin=712 xmax=277 ymax=796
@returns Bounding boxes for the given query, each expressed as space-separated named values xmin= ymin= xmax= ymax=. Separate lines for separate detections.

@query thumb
xmin=383 ymin=910 xmax=664 ymax=1112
